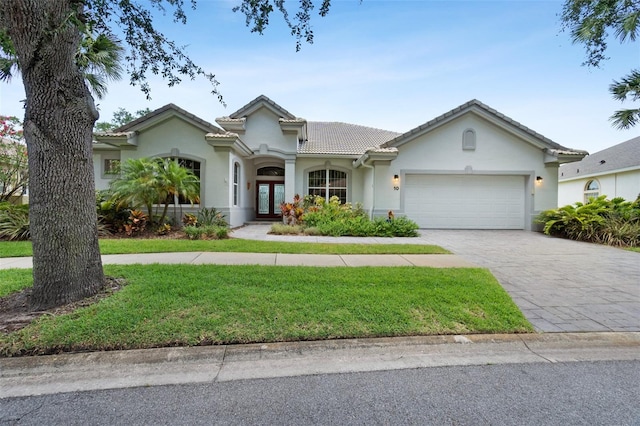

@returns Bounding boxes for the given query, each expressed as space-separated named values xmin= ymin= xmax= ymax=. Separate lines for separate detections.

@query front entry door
xmin=256 ymin=181 xmax=285 ymax=219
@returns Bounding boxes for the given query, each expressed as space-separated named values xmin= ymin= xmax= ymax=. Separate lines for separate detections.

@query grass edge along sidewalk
xmin=0 ymin=239 xmax=449 ymax=258
xmin=0 ymin=264 xmax=533 ymax=356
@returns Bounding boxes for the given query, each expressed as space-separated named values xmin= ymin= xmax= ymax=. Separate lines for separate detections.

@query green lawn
xmin=0 ymin=265 xmax=533 ymax=356
xmin=628 ymin=247 xmax=640 ymax=253
xmin=0 ymin=238 xmax=449 ymax=258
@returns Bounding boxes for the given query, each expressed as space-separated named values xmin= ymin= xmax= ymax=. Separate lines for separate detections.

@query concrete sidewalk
xmin=0 ymin=252 xmax=477 ymax=269
xmin=1 ymin=332 xmax=638 ymax=398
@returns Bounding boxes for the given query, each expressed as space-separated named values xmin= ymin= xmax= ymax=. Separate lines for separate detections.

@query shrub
xmin=277 ymin=194 xmax=420 ymax=237
xmin=182 ymin=213 xmax=198 ymax=227
xmin=96 ymin=190 xmax=130 ymax=233
xmin=197 ymin=208 xmax=228 ymax=227
xmin=183 ymin=224 xmax=228 ymax=240
xmin=0 ymin=203 xmax=30 ymax=241
xmin=123 ymin=210 xmax=148 ymax=236
xmin=156 ymin=223 xmax=172 ymax=236
xmin=537 ymin=195 xmax=640 ymax=247
xmin=183 ymin=225 xmax=201 ymax=240
xmin=270 ymin=224 xmax=304 ymax=235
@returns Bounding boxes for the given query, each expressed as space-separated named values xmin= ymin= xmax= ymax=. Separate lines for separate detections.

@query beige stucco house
xmin=94 ymin=95 xmax=586 ymax=230
xmin=558 ymin=136 xmax=640 ymax=206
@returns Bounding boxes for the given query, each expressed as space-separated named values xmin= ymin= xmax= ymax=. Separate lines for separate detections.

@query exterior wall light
xmin=393 ymin=174 xmax=400 ymax=190
xmin=536 ymin=176 xmax=543 ymax=184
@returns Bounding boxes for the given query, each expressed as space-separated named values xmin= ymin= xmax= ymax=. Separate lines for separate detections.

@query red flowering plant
xmin=280 ymin=194 xmax=306 ymax=225
xmin=0 ymin=116 xmax=28 ymax=203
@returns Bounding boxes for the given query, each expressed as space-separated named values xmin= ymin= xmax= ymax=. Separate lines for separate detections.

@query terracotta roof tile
xmin=300 ymin=122 xmax=401 ymax=155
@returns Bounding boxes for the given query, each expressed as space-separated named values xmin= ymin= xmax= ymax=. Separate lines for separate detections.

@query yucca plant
xmin=0 ymin=204 xmax=29 ymax=241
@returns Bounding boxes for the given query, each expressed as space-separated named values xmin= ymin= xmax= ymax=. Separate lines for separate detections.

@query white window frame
xmin=307 ymin=168 xmax=348 ymax=203
xmin=584 ymin=179 xmax=600 ymax=203
xmin=233 ymin=162 xmax=240 ymax=206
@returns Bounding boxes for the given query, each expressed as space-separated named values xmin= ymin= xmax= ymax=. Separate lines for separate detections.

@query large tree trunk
xmin=1 ymin=0 xmax=105 ymax=310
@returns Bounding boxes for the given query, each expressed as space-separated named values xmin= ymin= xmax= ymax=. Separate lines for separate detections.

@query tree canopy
xmin=95 ymin=107 xmax=153 ymax=132
xmin=562 ymin=0 xmax=640 ymax=129
xmin=0 ymin=0 xmax=334 ymax=310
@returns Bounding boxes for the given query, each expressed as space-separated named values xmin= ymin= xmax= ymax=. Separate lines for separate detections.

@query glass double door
xmin=256 ymin=181 xmax=285 ymax=219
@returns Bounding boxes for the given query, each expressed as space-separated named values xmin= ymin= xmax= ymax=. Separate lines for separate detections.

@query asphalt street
xmin=2 ymin=360 xmax=639 ymax=425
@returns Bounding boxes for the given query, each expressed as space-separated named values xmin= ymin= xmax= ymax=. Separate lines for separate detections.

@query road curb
xmin=2 ymin=332 xmax=638 ymax=399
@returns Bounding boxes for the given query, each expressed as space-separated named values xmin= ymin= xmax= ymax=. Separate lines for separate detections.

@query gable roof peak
xmin=109 ymin=103 xmax=222 ymax=134
xmin=228 ymin=94 xmax=297 ymax=120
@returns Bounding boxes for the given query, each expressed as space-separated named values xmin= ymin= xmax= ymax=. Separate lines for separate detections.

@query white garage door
xmin=404 ymin=174 xmax=525 ymax=229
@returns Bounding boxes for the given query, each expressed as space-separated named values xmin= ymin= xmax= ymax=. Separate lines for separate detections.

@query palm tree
xmin=75 ymin=29 xmax=124 ymax=99
xmin=0 ymin=27 xmax=123 ymax=99
xmin=109 ymin=157 xmax=200 ymax=226
xmin=109 ymin=158 xmax=160 ymax=221
xmin=155 ymin=158 xmax=200 ymax=225
xmin=609 ymin=69 xmax=640 ymax=129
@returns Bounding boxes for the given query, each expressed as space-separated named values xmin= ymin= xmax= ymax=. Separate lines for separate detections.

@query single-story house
xmin=94 ymin=95 xmax=587 ymax=230
xmin=558 ymin=136 xmax=640 ymax=206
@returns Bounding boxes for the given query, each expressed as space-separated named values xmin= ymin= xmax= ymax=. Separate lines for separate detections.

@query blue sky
xmin=0 ymin=0 xmax=638 ymax=153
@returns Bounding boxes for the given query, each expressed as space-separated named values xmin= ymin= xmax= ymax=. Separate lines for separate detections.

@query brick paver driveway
xmin=420 ymin=230 xmax=640 ymax=332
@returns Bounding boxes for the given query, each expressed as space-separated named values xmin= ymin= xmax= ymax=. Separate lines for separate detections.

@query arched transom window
xmin=308 ymin=169 xmax=347 ymax=203
xmin=584 ymin=179 xmax=600 ymax=203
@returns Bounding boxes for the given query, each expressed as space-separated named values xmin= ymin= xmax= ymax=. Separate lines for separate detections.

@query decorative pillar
xmin=284 ymin=159 xmax=296 ymax=201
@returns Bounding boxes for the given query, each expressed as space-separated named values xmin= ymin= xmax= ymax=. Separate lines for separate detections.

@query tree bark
xmin=0 ymin=0 xmax=105 ymax=310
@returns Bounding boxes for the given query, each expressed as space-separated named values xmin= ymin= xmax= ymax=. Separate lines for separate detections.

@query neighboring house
xmin=94 ymin=95 xmax=586 ymax=230
xmin=558 ymin=136 xmax=640 ymax=206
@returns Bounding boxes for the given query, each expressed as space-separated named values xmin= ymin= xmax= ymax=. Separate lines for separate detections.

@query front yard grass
xmin=0 ymin=239 xmax=449 ymax=258
xmin=0 ymin=265 xmax=533 ymax=356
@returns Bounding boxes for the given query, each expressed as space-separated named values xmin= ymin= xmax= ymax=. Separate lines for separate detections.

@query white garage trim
xmin=401 ymin=172 xmax=533 ymax=230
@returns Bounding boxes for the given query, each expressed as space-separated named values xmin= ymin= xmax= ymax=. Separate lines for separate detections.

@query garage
xmin=404 ymin=174 xmax=525 ymax=229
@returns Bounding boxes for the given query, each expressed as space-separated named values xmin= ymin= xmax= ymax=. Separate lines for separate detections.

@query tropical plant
xmin=155 ymin=158 xmax=200 ymax=226
xmin=96 ymin=190 xmax=129 ymax=233
xmin=182 ymin=213 xmax=198 ymax=227
xmin=0 ymin=202 xmax=29 ymax=240
xmin=108 ymin=157 xmax=199 ymax=227
xmin=123 ymin=209 xmax=148 ymax=236
xmin=537 ymin=195 xmax=640 ymax=246
xmin=196 ymin=208 xmax=228 ymax=227
xmin=1 ymin=26 xmax=123 ymax=100
xmin=273 ymin=194 xmax=419 ymax=237
xmin=109 ymin=158 xmax=162 ymax=221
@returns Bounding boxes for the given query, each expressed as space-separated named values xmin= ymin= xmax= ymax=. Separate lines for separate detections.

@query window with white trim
xmin=584 ymin=179 xmax=600 ymax=203
xmin=233 ymin=162 xmax=240 ymax=206
xmin=308 ymin=169 xmax=347 ymax=203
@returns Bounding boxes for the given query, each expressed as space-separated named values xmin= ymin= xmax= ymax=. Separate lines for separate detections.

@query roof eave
xmin=93 ymin=131 xmax=138 ymax=147
xmin=205 ymin=132 xmax=252 ymax=156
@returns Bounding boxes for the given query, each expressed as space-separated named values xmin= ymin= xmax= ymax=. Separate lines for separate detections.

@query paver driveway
xmin=420 ymin=230 xmax=640 ymax=332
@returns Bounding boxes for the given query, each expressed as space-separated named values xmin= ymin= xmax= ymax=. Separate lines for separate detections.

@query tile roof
xmin=300 ymin=122 xmax=401 ymax=155
xmin=559 ymin=136 xmax=640 ymax=180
